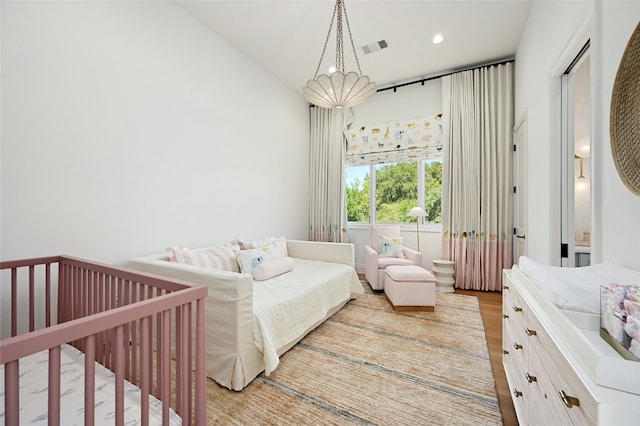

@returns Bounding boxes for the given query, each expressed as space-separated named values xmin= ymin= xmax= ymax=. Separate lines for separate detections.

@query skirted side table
xmin=432 ymin=259 xmax=455 ymax=293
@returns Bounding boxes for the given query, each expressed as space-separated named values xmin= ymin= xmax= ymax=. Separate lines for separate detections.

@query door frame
xmin=513 ymin=111 xmax=528 ymax=264
xmin=549 ymin=16 xmax=592 ymax=267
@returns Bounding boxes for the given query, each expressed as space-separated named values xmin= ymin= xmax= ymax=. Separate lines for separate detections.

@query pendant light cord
xmin=342 ymin=0 xmax=364 ymax=76
xmin=313 ymin=1 xmax=338 ymax=79
xmin=312 ymin=0 xmax=364 ymax=79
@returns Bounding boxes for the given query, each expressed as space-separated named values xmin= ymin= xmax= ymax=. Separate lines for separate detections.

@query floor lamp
xmin=407 ymin=207 xmax=427 ymax=252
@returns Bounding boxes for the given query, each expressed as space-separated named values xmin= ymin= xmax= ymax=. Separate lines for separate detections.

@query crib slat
xmin=48 ymin=346 xmax=61 ymax=426
xmin=141 ymin=316 xmax=150 ymax=426
xmin=175 ymin=305 xmax=182 ymax=414
xmin=196 ymin=297 xmax=206 ymax=424
xmin=4 ymin=359 xmax=19 ymax=425
xmin=161 ymin=309 xmax=171 ymax=425
xmin=11 ymin=268 xmax=17 ymax=337
xmin=29 ymin=265 xmax=35 ymax=332
xmin=114 ymin=325 xmax=124 ymax=426
xmin=182 ymin=303 xmax=192 ymax=424
xmin=84 ymin=336 xmax=96 ymax=426
xmin=155 ymin=286 xmax=162 ymax=397
xmin=45 ymin=263 xmax=52 ymax=327
xmin=124 ymin=279 xmax=131 ymax=380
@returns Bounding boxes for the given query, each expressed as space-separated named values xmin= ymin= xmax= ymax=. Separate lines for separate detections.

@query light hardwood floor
xmin=456 ymin=288 xmax=518 ymax=426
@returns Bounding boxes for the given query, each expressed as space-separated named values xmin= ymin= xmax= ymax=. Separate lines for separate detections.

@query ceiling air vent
xmin=361 ymin=40 xmax=388 ymax=55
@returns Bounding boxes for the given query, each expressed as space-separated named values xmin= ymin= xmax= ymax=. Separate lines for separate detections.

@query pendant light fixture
xmin=302 ymin=0 xmax=376 ymax=109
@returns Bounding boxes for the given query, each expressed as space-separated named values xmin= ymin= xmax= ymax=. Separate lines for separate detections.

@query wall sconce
xmin=575 ymin=154 xmax=586 ymax=179
xmin=575 ymin=154 xmax=588 ymax=191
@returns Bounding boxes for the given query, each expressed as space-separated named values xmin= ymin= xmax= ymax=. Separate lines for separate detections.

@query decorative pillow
xmin=239 ymin=236 xmax=288 ymax=257
xmin=167 ymin=244 xmax=240 ymax=273
xmin=252 ymin=257 xmax=295 ymax=281
xmin=378 ymin=235 xmax=405 ymax=258
xmin=235 ymin=244 xmax=283 ymax=274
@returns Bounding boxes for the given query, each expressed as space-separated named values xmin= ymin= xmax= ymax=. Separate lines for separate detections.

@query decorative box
xmin=600 ymin=284 xmax=640 ymax=362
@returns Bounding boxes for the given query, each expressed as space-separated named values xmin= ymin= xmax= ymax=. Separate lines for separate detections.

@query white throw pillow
xmin=378 ymin=235 xmax=405 ymax=258
xmin=235 ymin=244 xmax=283 ymax=274
xmin=252 ymin=257 xmax=295 ymax=281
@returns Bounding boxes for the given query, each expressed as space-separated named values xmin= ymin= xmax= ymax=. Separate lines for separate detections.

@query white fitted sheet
xmin=0 ymin=344 xmax=181 ymax=425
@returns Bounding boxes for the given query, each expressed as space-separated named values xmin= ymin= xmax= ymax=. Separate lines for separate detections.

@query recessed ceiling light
xmin=433 ymin=34 xmax=444 ymax=44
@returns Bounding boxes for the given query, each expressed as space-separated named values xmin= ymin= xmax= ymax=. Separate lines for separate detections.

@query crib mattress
xmin=0 ymin=344 xmax=181 ymax=425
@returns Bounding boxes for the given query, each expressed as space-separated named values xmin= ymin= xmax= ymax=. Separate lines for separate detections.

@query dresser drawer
xmin=526 ymin=354 xmax=575 ymax=425
xmin=503 ymin=311 xmax=530 ymax=422
xmin=527 ymin=308 xmax=597 ymax=425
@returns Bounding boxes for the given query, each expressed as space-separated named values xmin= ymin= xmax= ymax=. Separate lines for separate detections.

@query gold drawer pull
xmin=525 ymin=328 xmax=537 ymax=336
xmin=502 ymin=349 xmax=509 ymax=355
xmin=502 ymin=314 xmax=509 ymax=319
xmin=513 ymin=306 xmax=523 ymax=312
xmin=525 ymin=373 xmax=537 ymax=383
xmin=513 ymin=342 xmax=523 ymax=350
xmin=513 ymin=389 xmax=523 ymax=398
xmin=559 ymin=390 xmax=580 ymax=408
xmin=503 ymin=285 xmax=509 ymax=290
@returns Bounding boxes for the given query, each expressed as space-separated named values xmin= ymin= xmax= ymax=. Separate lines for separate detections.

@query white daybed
xmin=128 ymin=239 xmax=364 ymax=391
xmin=503 ymin=256 xmax=640 ymax=425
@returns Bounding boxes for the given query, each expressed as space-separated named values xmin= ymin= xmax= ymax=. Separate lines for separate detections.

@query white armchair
xmin=364 ymin=225 xmax=423 ymax=290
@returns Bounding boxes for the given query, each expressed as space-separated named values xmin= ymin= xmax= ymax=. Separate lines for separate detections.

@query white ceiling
xmin=177 ymin=0 xmax=532 ymax=93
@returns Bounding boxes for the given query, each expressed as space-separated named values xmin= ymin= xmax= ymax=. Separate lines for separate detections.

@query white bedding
xmin=0 ymin=344 xmax=181 ymax=425
xmin=518 ymin=255 xmax=640 ymax=314
xmin=252 ymin=258 xmax=363 ymax=375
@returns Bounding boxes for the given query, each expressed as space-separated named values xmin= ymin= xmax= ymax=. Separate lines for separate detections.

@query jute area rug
xmin=206 ymin=292 xmax=502 ymax=425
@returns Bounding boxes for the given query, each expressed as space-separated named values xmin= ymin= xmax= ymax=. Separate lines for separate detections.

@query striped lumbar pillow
xmin=167 ymin=244 xmax=240 ymax=273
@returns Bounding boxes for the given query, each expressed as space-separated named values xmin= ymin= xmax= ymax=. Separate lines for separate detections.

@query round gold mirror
xmin=610 ymin=22 xmax=640 ymax=196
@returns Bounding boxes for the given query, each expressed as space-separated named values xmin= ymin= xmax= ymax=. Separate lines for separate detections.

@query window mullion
xmin=369 ymin=164 xmax=376 ymax=223
xmin=417 ymin=161 xmax=425 ymax=224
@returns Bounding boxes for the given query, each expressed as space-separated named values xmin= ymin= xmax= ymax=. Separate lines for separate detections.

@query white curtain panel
xmin=309 ymin=107 xmax=354 ymax=242
xmin=441 ymin=63 xmax=514 ymax=291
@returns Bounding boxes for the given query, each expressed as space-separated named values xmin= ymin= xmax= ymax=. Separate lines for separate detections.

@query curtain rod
xmin=377 ymin=57 xmax=515 ymax=93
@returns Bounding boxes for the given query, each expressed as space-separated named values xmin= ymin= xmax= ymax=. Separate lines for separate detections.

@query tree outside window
xmin=346 ymin=160 xmax=442 ymax=224
xmin=346 ymin=165 xmax=370 ymax=222
xmin=424 ymin=159 xmax=442 ymax=223
xmin=376 ymin=162 xmax=417 ymax=223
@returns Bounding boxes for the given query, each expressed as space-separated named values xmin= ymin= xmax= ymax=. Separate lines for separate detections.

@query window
xmin=345 ymin=165 xmax=370 ymax=222
xmin=423 ymin=159 xmax=442 ymax=223
xmin=346 ymin=159 xmax=442 ymax=224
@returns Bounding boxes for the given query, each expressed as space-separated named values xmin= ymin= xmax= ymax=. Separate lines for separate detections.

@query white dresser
xmin=502 ymin=268 xmax=640 ymax=425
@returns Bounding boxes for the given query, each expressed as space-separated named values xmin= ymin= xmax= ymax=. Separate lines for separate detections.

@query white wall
xmin=0 ymin=1 xmax=309 ymax=266
xmin=515 ymin=1 xmax=640 ymax=268
xmin=347 ymin=80 xmax=443 ymax=272
xmin=597 ymin=1 xmax=640 ymax=268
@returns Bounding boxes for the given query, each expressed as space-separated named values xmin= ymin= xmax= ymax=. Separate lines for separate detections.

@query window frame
xmin=346 ymin=159 xmax=442 ymax=230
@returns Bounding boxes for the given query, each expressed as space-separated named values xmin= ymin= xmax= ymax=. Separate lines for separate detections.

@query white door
xmin=513 ymin=112 xmax=528 ymax=264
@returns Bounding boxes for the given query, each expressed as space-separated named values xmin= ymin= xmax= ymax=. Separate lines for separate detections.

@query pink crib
xmin=0 ymin=256 xmax=207 ymax=425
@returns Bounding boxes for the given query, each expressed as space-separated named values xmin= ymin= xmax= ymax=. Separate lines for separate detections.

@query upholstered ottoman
xmin=384 ymin=265 xmax=436 ymax=311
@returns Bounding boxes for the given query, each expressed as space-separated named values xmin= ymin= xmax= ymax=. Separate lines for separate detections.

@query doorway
xmin=560 ymin=41 xmax=591 ymax=267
